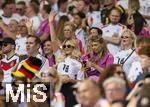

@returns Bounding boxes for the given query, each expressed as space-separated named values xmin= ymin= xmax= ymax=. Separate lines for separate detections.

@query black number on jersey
xmin=63 ymin=64 xmax=69 ymax=72
xmin=74 ymin=74 xmax=77 ymax=79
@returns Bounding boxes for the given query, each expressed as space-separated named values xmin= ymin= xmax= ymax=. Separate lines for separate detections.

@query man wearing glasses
xmin=15 ymin=1 xmax=27 ymax=20
xmin=0 ymin=37 xmax=19 ymax=82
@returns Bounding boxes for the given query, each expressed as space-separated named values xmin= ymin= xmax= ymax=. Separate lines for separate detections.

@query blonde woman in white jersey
xmin=114 ymin=29 xmax=139 ymax=79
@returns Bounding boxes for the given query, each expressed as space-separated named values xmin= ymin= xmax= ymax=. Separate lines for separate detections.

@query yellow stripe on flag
xmin=12 ymin=71 xmax=25 ymax=77
xmin=23 ymin=61 xmax=37 ymax=73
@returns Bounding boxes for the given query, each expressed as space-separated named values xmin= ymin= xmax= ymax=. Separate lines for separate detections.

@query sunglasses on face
xmin=16 ymin=8 xmax=23 ymax=11
xmin=63 ymin=45 xmax=73 ymax=49
xmin=121 ymin=36 xmax=131 ymax=39
xmin=64 ymin=29 xmax=72 ymax=32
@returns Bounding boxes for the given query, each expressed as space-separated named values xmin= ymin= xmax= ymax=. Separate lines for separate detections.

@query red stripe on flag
xmin=25 ymin=59 xmax=40 ymax=71
xmin=19 ymin=68 xmax=34 ymax=80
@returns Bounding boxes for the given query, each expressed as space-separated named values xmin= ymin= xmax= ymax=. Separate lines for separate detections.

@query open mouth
xmin=26 ymin=47 xmax=30 ymax=51
xmin=122 ymin=39 xmax=127 ymax=43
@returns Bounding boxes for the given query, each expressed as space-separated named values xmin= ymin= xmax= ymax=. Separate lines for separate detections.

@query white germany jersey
xmin=87 ymin=11 xmax=102 ymax=28
xmin=114 ymin=48 xmax=139 ymax=77
xmin=1 ymin=54 xmax=19 ymax=82
xmin=57 ymin=57 xmax=84 ymax=80
xmin=139 ymin=0 xmax=150 ymax=25
xmin=128 ymin=61 xmax=143 ymax=82
xmin=15 ymin=35 xmax=27 ymax=55
xmin=102 ymin=23 xmax=124 ymax=56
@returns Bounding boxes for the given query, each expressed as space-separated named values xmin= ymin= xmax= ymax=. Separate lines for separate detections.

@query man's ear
xmin=37 ymin=44 xmax=40 ymax=49
xmin=12 ymin=45 xmax=16 ymax=50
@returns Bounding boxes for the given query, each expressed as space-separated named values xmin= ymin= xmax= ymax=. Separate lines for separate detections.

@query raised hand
xmin=25 ymin=19 xmax=33 ymax=29
xmin=49 ymin=11 xmax=57 ymax=23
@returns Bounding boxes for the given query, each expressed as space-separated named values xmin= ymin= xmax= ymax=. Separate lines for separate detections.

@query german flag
xmin=12 ymin=56 xmax=42 ymax=80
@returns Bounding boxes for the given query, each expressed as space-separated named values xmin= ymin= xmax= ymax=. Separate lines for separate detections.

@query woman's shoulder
xmin=105 ymin=52 xmax=114 ymax=59
xmin=99 ymin=52 xmax=113 ymax=64
xmin=56 ymin=54 xmax=66 ymax=64
xmin=69 ymin=57 xmax=81 ymax=64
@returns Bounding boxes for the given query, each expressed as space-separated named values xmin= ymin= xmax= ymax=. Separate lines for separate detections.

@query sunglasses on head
xmin=63 ymin=44 xmax=73 ymax=49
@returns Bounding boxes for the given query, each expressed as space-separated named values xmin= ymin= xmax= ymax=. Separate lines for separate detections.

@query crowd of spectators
xmin=0 ymin=0 xmax=150 ymax=107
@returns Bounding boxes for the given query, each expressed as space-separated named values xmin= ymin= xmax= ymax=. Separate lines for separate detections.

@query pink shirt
xmin=82 ymin=52 xmax=114 ymax=77
xmin=36 ymin=19 xmax=50 ymax=37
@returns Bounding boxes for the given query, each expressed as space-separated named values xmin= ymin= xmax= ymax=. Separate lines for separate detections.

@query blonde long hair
xmin=121 ymin=29 xmax=137 ymax=48
xmin=88 ymin=35 xmax=108 ymax=60
xmin=56 ymin=38 xmax=81 ymax=63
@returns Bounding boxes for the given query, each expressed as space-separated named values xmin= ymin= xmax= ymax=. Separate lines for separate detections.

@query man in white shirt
xmin=15 ymin=22 xmax=28 ymax=55
xmin=0 ymin=1 xmax=21 ymax=25
xmin=74 ymin=12 xmax=86 ymax=47
xmin=55 ymin=0 xmax=68 ymax=22
xmin=15 ymin=1 xmax=27 ymax=20
xmin=0 ymin=37 xmax=19 ymax=82
xmin=102 ymin=8 xmax=126 ymax=56
xmin=17 ymin=35 xmax=49 ymax=79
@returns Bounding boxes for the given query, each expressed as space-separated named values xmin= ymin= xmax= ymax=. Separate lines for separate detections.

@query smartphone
xmin=83 ymin=61 xmax=87 ymax=67
xmin=138 ymin=82 xmax=143 ymax=87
